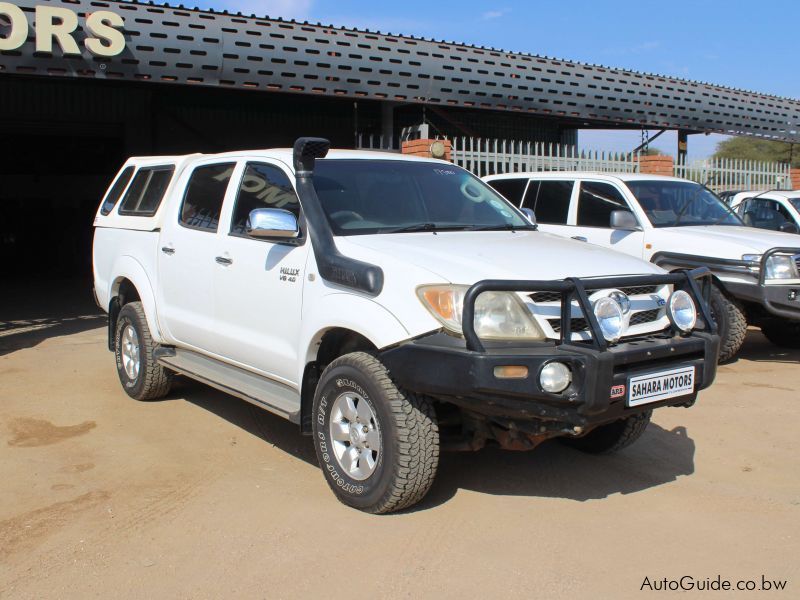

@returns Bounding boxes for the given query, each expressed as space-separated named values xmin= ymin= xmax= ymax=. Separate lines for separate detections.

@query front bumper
xmin=725 ymin=280 xmax=800 ymax=320
xmin=382 ymin=268 xmax=719 ymax=429
xmin=382 ymin=331 xmax=718 ymax=428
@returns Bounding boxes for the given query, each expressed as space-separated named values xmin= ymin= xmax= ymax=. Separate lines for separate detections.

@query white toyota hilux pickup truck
xmin=485 ymin=172 xmax=800 ymax=361
xmin=93 ymin=139 xmax=719 ymax=513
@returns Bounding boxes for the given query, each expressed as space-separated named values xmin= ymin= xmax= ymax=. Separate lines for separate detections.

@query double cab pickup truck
xmin=485 ymin=172 xmax=800 ymax=361
xmin=93 ymin=139 xmax=719 ymax=513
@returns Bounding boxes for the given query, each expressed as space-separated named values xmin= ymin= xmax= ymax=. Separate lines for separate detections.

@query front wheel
xmin=761 ymin=320 xmax=800 ymax=349
xmin=708 ymin=285 xmax=747 ymax=362
xmin=312 ymin=352 xmax=439 ymax=514
xmin=562 ymin=411 xmax=652 ymax=454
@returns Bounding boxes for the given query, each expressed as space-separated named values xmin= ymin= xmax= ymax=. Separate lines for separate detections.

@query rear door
xmin=568 ymin=179 xmax=645 ymax=258
xmin=157 ymin=160 xmax=236 ymax=352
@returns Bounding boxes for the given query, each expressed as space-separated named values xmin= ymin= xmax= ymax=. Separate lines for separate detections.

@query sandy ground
xmin=1 ymin=284 xmax=798 ymax=598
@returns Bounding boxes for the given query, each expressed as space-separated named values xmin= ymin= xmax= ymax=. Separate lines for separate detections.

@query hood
xmin=336 ymin=230 xmax=663 ymax=285
xmin=653 ymin=225 xmax=800 ymax=257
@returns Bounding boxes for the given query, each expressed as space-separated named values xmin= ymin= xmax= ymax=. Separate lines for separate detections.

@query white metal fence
xmin=673 ymin=157 xmax=792 ymax=192
xmin=356 ymin=133 xmax=793 ymax=192
xmin=449 ymin=138 xmax=640 ymax=178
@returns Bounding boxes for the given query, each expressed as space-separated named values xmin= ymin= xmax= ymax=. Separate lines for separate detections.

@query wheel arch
xmin=107 ymin=256 xmax=163 ymax=348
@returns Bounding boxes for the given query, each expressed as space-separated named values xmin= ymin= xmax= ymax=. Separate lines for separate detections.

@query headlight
xmin=539 ymin=362 xmax=572 ymax=393
xmin=417 ymin=285 xmax=545 ymax=340
xmin=592 ymin=296 xmax=623 ymax=343
xmin=667 ymin=290 xmax=697 ymax=332
xmin=742 ymin=254 xmax=799 ymax=280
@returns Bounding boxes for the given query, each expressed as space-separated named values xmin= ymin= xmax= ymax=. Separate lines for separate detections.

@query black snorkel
xmin=292 ymin=137 xmax=384 ymax=296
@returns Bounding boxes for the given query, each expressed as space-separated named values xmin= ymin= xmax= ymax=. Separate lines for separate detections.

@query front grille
xmin=549 ymin=318 xmax=589 ymax=333
xmin=548 ymin=309 xmax=662 ymax=335
xmin=629 ymin=309 xmax=661 ymax=326
xmin=530 ymin=285 xmax=659 ymax=304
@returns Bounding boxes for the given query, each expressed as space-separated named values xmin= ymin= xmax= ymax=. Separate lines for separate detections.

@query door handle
xmin=215 ymin=256 xmax=233 ymax=266
xmin=161 ymin=246 xmax=175 ymax=255
xmin=571 ymin=236 xmax=588 ymax=242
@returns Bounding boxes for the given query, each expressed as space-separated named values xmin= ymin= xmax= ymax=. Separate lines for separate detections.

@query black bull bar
xmin=461 ymin=268 xmax=716 ymax=352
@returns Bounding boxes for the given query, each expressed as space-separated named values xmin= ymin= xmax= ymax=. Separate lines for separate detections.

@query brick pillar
xmin=790 ymin=168 xmax=800 ymax=190
xmin=401 ymin=138 xmax=452 ymax=161
xmin=637 ymin=154 xmax=674 ymax=176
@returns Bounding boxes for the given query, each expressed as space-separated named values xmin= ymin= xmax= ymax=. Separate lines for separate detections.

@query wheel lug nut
xmin=362 ymin=426 xmax=368 ymax=433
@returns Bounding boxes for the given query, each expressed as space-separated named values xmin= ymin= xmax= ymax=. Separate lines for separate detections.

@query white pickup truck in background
xmin=93 ymin=139 xmax=719 ymax=512
xmin=485 ymin=172 xmax=800 ymax=361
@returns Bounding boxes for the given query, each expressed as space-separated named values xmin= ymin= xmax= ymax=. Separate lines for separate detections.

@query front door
xmin=214 ymin=161 xmax=310 ymax=386
xmin=569 ymin=180 xmax=645 ymax=258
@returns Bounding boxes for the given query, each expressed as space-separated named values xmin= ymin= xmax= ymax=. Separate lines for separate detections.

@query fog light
xmin=539 ymin=362 xmax=571 ymax=393
xmin=592 ymin=296 xmax=624 ymax=343
xmin=667 ymin=290 xmax=697 ymax=332
xmin=494 ymin=365 xmax=529 ymax=379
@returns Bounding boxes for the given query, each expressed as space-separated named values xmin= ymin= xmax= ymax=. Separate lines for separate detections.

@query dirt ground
xmin=1 ymin=283 xmax=798 ymax=598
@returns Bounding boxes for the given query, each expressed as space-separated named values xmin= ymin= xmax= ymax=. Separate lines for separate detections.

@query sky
xmin=199 ymin=0 xmax=800 ymax=160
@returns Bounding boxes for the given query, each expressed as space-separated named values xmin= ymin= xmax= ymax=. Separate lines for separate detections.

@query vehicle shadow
xmin=174 ymin=377 xmax=318 ymax=467
xmin=0 ymin=278 xmax=105 ymax=357
xmin=173 ymin=377 xmax=694 ymax=509
xmin=725 ymin=329 xmax=800 ymax=365
xmin=416 ymin=423 xmax=695 ymax=510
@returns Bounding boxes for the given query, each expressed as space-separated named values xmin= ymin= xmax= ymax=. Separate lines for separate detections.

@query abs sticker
xmin=610 ymin=384 xmax=626 ymax=399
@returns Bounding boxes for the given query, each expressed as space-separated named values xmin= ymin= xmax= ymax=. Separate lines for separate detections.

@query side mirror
xmin=779 ymin=221 xmax=799 ymax=235
xmin=520 ymin=208 xmax=536 ymax=225
xmin=610 ymin=209 xmax=640 ymax=231
xmin=246 ymin=208 xmax=300 ymax=239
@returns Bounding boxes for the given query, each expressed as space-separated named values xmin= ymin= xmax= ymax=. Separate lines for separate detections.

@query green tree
xmin=713 ymin=137 xmax=799 ymax=167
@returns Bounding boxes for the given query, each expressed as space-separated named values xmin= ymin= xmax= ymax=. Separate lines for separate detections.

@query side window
xmin=522 ymin=180 xmax=573 ymax=225
xmin=179 ymin=163 xmax=236 ymax=232
xmin=576 ymin=181 xmax=630 ymax=228
xmin=100 ymin=166 xmax=135 ymax=215
xmin=230 ymin=163 xmax=300 ymax=236
xmin=486 ymin=178 xmax=527 ymax=204
xmin=118 ymin=166 xmax=175 ymax=216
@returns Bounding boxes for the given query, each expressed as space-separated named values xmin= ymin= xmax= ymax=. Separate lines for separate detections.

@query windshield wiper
xmin=383 ymin=223 xmax=472 ymax=234
xmin=469 ymin=223 xmax=533 ymax=232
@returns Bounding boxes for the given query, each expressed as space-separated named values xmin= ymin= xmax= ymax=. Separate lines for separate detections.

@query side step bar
xmin=157 ymin=348 xmax=301 ymax=424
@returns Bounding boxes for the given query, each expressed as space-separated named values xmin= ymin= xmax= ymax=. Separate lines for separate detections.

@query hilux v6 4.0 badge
xmin=610 ymin=384 xmax=626 ymax=399
xmin=280 ymin=267 xmax=300 ymax=283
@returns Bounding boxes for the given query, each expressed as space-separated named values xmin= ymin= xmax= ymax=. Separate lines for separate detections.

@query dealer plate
xmin=627 ymin=366 xmax=695 ymax=407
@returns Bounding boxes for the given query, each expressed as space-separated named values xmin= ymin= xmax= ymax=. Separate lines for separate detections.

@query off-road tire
xmin=311 ymin=352 xmax=439 ymax=514
xmin=760 ymin=320 xmax=800 ymax=349
xmin=562 ymin=411 xmax=652 ymax=454
xmin=709 ymin=285 xmax=747 ymax=362
xmin=115 ymin=301 xmax=173 ymax=400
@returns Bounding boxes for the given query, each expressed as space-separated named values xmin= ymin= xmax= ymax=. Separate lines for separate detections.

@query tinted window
xmin=100 ymin=166 xmax=134 ymax=215
xmin=311 ymin=160 xmax=529 ymax=235
xmin=741 ymin=199 xmax=793 ymax=231
xmin=231 ymin=163 xmax=300 ymax=235
xmin=179 ymin=163 xmax=235 ymax=232
xmin=487 ymin=178 xmax=527 ymax=204
xmin=577 ymin=181 xmax=630 ymax=227
xmin=522 ymin=180 xmax=573 ymax=224
xmin=118 ymin=166 xmax=175 ymax=216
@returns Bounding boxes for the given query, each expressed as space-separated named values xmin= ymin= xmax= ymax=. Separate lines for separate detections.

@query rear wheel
xmin=115 ymin=301 xmax=173 ymax=400
xmin=562 ymin=411 xmax=652 ymax=454
xmin=312 ymin=352 xmax=439 ymax=514
xmin=761 ymin=320 xmax=800 ymax=349
xmin=708 ymin=285 xmax=747 ymax=362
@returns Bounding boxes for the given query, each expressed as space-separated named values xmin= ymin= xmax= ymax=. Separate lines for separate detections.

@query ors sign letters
xmin=0 ymin=2 xmax=125 ymax=57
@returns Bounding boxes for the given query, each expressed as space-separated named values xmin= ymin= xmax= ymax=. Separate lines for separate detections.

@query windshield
xmin=311 ymin=159 xmax=531 ymax=235
xmin=627 ymin=180 xmax=743 ymax=228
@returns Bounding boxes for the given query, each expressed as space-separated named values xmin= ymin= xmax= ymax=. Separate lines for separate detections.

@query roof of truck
xmin=127 ymin=149 xmax=446 ymax=165
xmin=483 ymin=171 xmax=686 ymax=183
